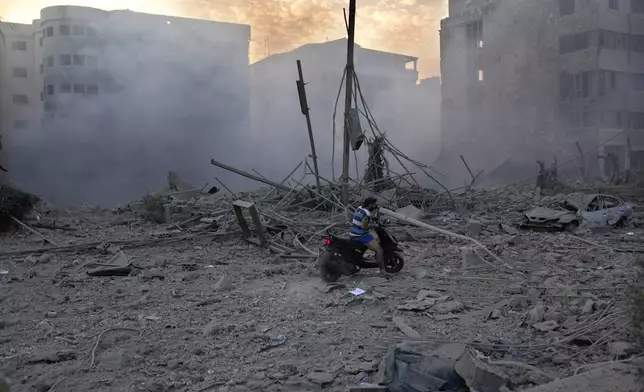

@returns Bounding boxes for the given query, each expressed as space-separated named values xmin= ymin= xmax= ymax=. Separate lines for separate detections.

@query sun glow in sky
xmin=0 ymin=0 xmax=447 ymax=77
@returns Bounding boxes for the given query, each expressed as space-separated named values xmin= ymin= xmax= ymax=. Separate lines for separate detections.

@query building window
xmin=609 ymin=0 xmax=620 ymax=9
xmin=559 ymin=72 xmax=574 ymax=100
xmin=560 ymin=0 xmax=575 ymax=15
xmin=598 ymin=71 xmax=606 ymax=95
xmin=39 ymin=36 xmax=44 ymax=47
xmin=609 ymin=71 xmax=617 ymax=88
xmin=631 ymin=111 xmax=644 ymax=129
xmin=13 ymin=120 xmax=28 ymax=130
xmin=465 ymin=20 xmax=483 ymax=48
xmin=39 ymin=64 xmax=44 ymax=74
xmin=11 ymin=41 xmax=27 ymax=51
xmin=73 ymin=54 xmax=85 ymax=66
xmin=634 ymin=74 xmax=644 ymax=90
xmin=559 ymin=31 xmax=590 ymax=54
xmin=73 ymin=83 xmax=86 ymax=94
xmin=599 ymin=30 xmax=629 ymax=50
xmin=478 ymin=70 xmax=484 ymax=81
xmin=61 ymin=83 xmax=72 ymax=93
xmin=46 ymin=55 xmax=54 ymax=67
xmin=60 ymin=25 xmax=70 ymax=35
xmin=46 ymin=26 xmax=54 ymax=37
xmin=87 ymin=84 xmax=99 ymax=95
xmin=87 ymin=55 xmax=98 ymax=67
xmin=86 ymin=26 xmax=97 ymax=37
xmin=633 ymin=0 xmax=644 ymax=12
xmin=60 ymin=54 xmax=71 ymax=66
xmin=633 ymin=36 xmax=644 ymax=52
xmin=581 ymin=71 xmax=591 ymax=98
xmin=46 ymin=85 xmax=54 ymax=95
xmin=12 ymin=94 xmax=28 ymax=104
xmin=12 ymin=67 xmax=27 ymax=77
xmin=73 ymin=25 xmax=85 ymax=35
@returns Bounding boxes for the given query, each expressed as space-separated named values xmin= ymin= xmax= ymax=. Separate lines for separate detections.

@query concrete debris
xmin=455 ymin=348 xmax=509 ymax=392
xmin=532 ymin=320 xmax=559 ymax=332
xmin=519 ymin=364 xmax=638 ymax=392
xmin=1 ymin=170 xmax=640 ymax=392
xmin=467 ymin=220 xmax=482 ymax=236
xmin=607 ymin=341 xmax=633 ymax=358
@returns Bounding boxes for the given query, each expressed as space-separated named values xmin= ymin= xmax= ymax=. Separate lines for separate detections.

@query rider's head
xmin=363 ymin=197 xmax=378 ymax=211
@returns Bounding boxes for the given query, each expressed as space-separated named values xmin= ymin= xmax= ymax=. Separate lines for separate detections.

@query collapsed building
xmin=438 ymin=0 xmax=644 ymax=186
xmin=0 ymin=6 xmax=250 ymax=205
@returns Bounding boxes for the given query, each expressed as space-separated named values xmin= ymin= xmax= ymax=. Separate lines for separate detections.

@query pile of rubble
xmin=0 ymin=164 xmax=642 ymax=392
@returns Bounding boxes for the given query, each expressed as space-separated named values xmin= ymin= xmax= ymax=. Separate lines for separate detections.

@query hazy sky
xmin=0 ymin=0 xmax=446 ymax=77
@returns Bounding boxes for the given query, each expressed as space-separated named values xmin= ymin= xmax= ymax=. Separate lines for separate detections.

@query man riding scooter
xmin=349 ymin=197 xmax=386 ymax=276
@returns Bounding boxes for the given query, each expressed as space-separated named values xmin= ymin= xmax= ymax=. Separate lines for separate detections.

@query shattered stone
xmin=529 ymin=302 xmax=545 ymax=323
xmin=500 ymin=224 xmax=518 ymax=235
xmin=462 ymin=247 xmax=486 ymax=268
xmin=488 ymin=309 xmax=501 ymax=319
xmin=505 ymin=284 xmax=523 ymax=295
xmin=466 ymin=220 xmax=482 ymax=236
xmin=581 ymin=299 xmax=595 ymax=315
xmin=607 ymin=341 xmax=633 ymax=358
xmin=214 ymin=275 xmax=233 ymax=291
xmin=455 ymin=348 xmax=509 ymax=392
xmin=532 ymin=320 xmax=559 ymax=332
xmin=307 ymin=371 xmax=335 ymax=385
xmin=543 ymin=310 xmax=563 ymax=322
xmin=579 ymin=254 xmax=595 ymax=263
xmin=508 ymin=235 xmax=523 ymax=246
xmin=433 ymin=301 xmax=464 ymax=314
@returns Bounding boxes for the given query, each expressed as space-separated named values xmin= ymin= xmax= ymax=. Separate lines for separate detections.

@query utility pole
xmin=296 ymin=60 xmax=321 ymax=191
xmin=341 ymin=0 xmax=356 ymax=206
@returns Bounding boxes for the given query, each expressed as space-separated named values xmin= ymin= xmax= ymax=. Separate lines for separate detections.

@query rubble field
xmin=0 ymin=183 xmax=642 ymax=392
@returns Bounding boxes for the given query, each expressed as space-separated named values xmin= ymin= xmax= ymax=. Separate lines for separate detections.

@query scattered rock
xmin=45 ymin=311 xmax=57 ymax=318
xmin=607 ymin=342 xmax=633 ymax=358
xmin=544 ymin=310 xmax=563 ymax=322
xmin=500 ymin=224 xmax=518 ymax=235
xmin=99 ymin=349 xmax=131 ymax=371
xmin=529 ymin=302 xmax=545 ymax=323
xmin=307 ymin=371 xmax=335 ymax=385
xmin=505 ymin=284 xmax=523 ymax=294
xmin=455 ymin=348 xmax=509 ymax=392
xmin=488 ymin=309 xmax=501 ymax=320
xmin=581 ymin=299 xmax=595 ymax=315
xmin=433 ymin=301 xmax=464 ymax=314
xmin=466 ymin=220 xmax=482 ymax=236
xmin=508 ymin=235 xmax=523 ymax=246
xmin=214 ymin=275 xmax=233 ymax=291
xmin=38 ymin=254 xmax=53 ymax=264
xmin=579 ymin=254 xmax=595 ymax=263
xmin=532 ymin=320 xmax=559 ymax=332
xmin=462 ymin=247 xmax=486 ymax=268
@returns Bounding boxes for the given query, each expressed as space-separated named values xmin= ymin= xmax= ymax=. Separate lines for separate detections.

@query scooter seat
xmin=329 ymin=234 xmax=367 ymax=250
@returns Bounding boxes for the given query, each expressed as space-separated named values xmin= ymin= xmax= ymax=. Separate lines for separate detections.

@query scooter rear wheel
xmin=319 ymin=251 xmax=343 ymax=283
xmin=385 ymin=253 xmax=404 ymax=273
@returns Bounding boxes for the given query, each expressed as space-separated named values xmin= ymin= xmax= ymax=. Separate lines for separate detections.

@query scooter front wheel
xmin=385 ymin=252 xmax=404 ymax=273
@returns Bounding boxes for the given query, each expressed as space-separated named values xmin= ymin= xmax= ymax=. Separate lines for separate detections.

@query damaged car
xmin=521 ymin=193 xmax=633 ymax=231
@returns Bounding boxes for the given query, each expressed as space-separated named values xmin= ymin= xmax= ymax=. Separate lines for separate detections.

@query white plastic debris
xmin=350 ymin=288 xmax=366 ymax=296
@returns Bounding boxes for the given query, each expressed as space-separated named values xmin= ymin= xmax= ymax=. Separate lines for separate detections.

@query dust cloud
xmin=4 ymin=0 xmax=445 ymax=206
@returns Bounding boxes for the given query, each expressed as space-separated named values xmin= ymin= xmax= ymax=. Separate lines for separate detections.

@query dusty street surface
xmin=0 ymin=191 xmax=636 ymax=392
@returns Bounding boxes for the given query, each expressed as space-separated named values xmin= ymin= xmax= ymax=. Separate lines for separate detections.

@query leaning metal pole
xmin=341 ymin=0 xmax=357 ymax=205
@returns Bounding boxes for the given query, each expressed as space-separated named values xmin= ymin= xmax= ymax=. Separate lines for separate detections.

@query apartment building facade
xmin=249 ymin=39 xmax=436 ymax=181
xmin=439 ymin=0 xmax=644 ymax=182
xmin=0 ymin=22 xmax=41 ymax=181
xmin=2 ymin=6 xmax=251 ymax=204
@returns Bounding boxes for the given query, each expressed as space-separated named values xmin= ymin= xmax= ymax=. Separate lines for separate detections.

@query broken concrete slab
xmin=455 ymin=348 xmax=509 ymax=392
xmin=392 ymin=316 xmax=421 ymax=339
xmin=462 ymin=247 xmax=486 ymax=268
xmin=519 ymin=364 xmax=638 ymax=392
xmin=433 ymin=301 xmax=464 ymax=314
xmin=532 ymin=320 xmax=559 ymax=332
xmin=395 ymin=205 xmax=426 ymax=220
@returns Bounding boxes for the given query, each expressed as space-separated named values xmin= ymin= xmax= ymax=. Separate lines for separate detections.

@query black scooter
xmin=319 ymin=216 xmax=405 ymax=282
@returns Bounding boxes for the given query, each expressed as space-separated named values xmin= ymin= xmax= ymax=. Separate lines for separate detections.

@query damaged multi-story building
xmin=249 ymin=38 xmax=440 ymax=182
xmin=439 ymin=0 xmax=644 ymax=183
xmin=1 ymin=5 xmax=250 ymax=204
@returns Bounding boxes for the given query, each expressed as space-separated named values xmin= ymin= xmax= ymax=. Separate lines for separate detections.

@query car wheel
xmin=565 ymin=221 xmax=579 ymax=232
